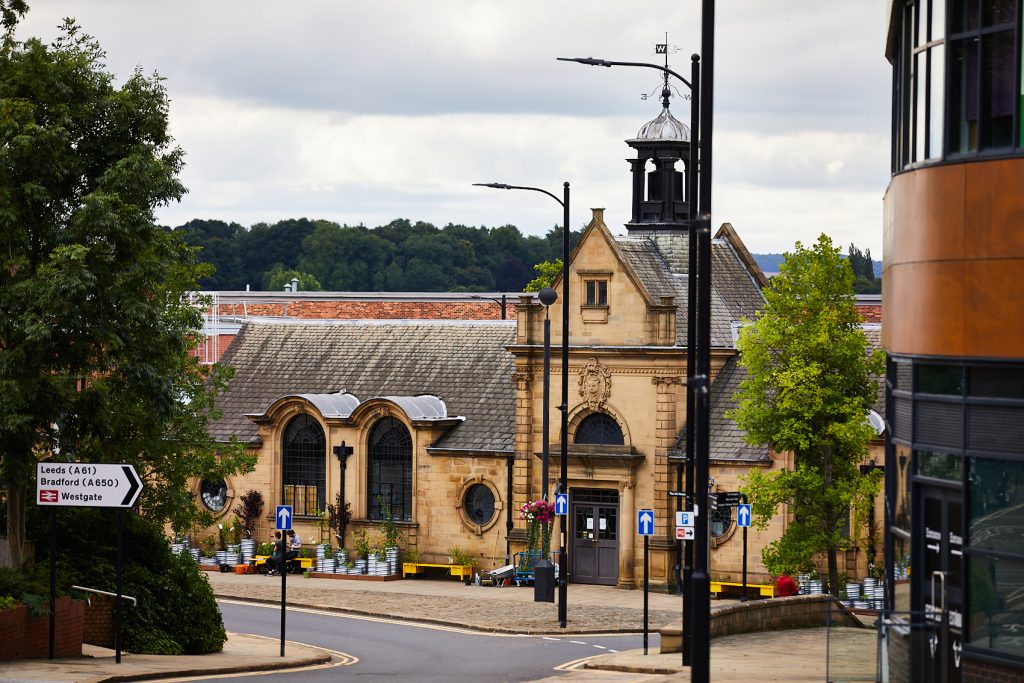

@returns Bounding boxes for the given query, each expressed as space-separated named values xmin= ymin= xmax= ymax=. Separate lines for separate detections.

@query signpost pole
xmin=48 ymin=507 xmax=56 ymax=660
xmin=740 ymin=494 xmax=749 ymax=602
xmin=643 ymin=534 xmax=649 ymax=655
xmin=116 ymin=508 xmax=124 ymax=663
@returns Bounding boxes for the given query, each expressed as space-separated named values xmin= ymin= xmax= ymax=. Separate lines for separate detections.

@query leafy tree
xmin=236 ymin=218 xmax=319 ymax=289
xmin=261 ymin=263 xmax=322 ymax=291
xmin=175 ymin=219 xmax=246 ymax=290
xmin=729 ymin=234 xmax=884 ymax=593
xmin=524 ymin=259 xmax=563 ymax=292
xmin=0 ymin=0 xmax=26 ymax=32
xmin=0 ymin=22 xmax=253 ymax=566
xmin=847 ymin=243 xmax=881 ymax=294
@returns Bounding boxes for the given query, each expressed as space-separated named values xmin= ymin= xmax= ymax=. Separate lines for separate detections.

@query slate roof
xmin=613 ymin=230 xmax=765 ymax=349
xmin=209 ymin=319 xmax=516 ymax=452
xmin=707 ymin=357 xmax=771 ymax=462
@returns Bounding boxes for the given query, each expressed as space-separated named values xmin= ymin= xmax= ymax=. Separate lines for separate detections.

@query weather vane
xmin=641 ymin=33 xmax=689 ymax=102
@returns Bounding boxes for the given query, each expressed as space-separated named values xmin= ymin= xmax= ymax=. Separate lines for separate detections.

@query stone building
xmin=196 ymin=97 xmax=884 ymax=593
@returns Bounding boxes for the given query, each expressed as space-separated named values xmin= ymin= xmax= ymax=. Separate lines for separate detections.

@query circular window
xmin=463 ymin=483 xmax=496 ymax=525
xmin=200 ymin=478 xmax=227 ymax=512
xmin=711 ymin=504 xmax=733 ymax=538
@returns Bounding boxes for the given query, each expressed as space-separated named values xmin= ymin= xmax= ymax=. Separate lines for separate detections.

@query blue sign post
xmin=554 ymin=492 xmax=568 ymax=516
xmin=637 ymin=508 xmax=654 ymax=654
xmin=276 ymin=505 xmax=293 ymax=530
xmin=637 ymin=509 xmax=655 ymax=536
xmin=736 ymin=504 xmax=752 ymax=528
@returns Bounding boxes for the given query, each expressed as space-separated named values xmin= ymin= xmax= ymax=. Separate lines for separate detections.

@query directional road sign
xmin=637 ymin=509 xmax=655 ymax=536
xmin=718 ymin=492 xmax=743 ymax=506
xmin=675 ymin=510 xmax=694 ymax=528
xmin=737 ymin=504 xmax=752 ymax=528
xmin=276 ymin=505 xmax=293 ymax=531
xmin=36 ymin=462 xmax=142 ymax=508
xmin=676 ymin=526 xmax=695 ymax=541
xmin=554 ymin=492 xmax=569 ymax=516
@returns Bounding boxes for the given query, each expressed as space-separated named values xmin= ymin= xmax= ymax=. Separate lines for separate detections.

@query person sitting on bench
xmin=285 ymin=529 xmax=301 ymax=573
xmin=265 ymin=532 xmax=285 ymax=576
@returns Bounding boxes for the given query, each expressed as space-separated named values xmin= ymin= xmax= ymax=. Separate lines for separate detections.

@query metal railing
xmin=70 ymin=585 xmax=137 ymax=607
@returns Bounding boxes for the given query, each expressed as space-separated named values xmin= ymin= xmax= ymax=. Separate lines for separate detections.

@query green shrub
xmin=0 ymin=595 xmax=20 ymax=611
xmin=25 ymin=507 xmax=226 ymax=655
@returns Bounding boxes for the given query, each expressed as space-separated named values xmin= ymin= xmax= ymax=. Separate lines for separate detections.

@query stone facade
xmin=197 ymin=214 xmax=886 ymax=595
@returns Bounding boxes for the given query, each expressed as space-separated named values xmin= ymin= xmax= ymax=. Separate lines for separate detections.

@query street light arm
xmin=556 ymin=57 xmax=692 ymax=90
xmin=472 ymin=182 xmax=564 ymax=207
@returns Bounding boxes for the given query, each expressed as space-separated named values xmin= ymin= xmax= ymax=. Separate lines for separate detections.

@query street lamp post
xmin=470 ymin=293 xmax=508 ymax=319
xmin=473 ymin=181 xmax=570 ymax=625
xmin=558 ymin=6 xmax=715 ymax=677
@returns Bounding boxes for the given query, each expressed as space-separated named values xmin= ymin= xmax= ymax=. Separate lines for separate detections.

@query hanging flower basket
xmin=519 ymin=499 xmax=555 ymax=557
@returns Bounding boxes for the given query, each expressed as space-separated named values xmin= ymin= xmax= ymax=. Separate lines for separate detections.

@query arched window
xmin=283 ymin=413 xmax=325 ymax=516
xmin=574 ymin=413 xmax=625 ymax=445
xmin=368 ymin=417 xmax=412 ymax=521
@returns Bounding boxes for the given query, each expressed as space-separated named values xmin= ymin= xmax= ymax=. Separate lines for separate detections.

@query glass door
xmin=918 ymin=485 xmax=964 ymax=683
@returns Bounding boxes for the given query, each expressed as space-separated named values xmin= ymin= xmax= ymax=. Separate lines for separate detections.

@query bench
xmin=402 ymin=562 xmax=473 ymax=580
xmin=252 ymin=554 xmax=315 ymax=573
xmin=710 ymin=580 xmax=775 ymax=598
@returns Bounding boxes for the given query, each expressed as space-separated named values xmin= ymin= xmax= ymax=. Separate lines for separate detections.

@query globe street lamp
xmin=473 ymin=181 xmax=570 ymax=625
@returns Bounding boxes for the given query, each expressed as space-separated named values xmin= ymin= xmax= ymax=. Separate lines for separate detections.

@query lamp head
xmin=472 ymin=182 xmax=513 ymax=190
xmin=538 ymin=287 xmax=558 ymax=307
xmin=556 ymin=56 xmax=612 ymax=67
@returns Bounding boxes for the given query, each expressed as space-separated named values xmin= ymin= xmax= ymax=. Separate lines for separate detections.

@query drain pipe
xmin=506 ymin=455 xmax=514 ymax=565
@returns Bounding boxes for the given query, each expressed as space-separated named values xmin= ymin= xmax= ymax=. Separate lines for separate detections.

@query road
xmin=197 ymin=599 xmax=655 ymax=682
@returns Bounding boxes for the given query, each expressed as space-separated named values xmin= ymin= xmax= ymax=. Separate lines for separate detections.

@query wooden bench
xmin=710 ymin=580 xmax=775 ymax=598
xmin=402 ymin=562 xmax=472 ymax=580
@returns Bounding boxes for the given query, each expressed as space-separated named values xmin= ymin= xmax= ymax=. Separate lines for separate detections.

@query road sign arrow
xmin=638 ymin=510 xmax=654 ymax=536
xmin=737 ymin=504 xmax=752 ymax=527
xmin=120 ymin=465 xmax=142 ymax=507
xmin=554 ymin=493 xmax=568 ymax=516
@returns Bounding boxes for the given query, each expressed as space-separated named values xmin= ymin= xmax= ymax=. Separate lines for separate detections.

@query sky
xmin=16 ymin=1 xmax=892 ymax=255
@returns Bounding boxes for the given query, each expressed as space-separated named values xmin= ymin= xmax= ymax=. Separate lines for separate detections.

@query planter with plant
xmin=327 ymin=493 xmax=352 ymax=550
xmin=232 ymin=490 xmax=264 ymax=539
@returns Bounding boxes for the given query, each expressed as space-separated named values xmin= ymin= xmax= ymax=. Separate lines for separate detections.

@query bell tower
xmin=625 ymin=85 xmax=691 ymax=232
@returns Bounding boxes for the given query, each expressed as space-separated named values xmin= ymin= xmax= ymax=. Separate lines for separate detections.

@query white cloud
xmin=17 ymin=0 xmax=891 ymax=253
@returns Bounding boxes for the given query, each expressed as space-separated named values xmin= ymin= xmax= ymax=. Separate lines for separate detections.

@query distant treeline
xmin=173 ymin=218 xmax=577 ymax=292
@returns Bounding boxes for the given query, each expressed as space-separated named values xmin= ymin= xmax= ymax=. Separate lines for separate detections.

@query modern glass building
xmin=884 ymin=1 xmax=1024 ymax=681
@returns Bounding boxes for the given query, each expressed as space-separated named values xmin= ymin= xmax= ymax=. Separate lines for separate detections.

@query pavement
xmin=2 ymin=569 xmax=879 ymax=682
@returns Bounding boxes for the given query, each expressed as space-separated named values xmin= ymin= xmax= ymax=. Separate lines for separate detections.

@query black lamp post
xmin=470 ymin=293 xmax=508 ymax=319
xmin=473 ymin=181 xmax=570 ymax=624
xmin=558 ymin=4 xmax=715 ymax=677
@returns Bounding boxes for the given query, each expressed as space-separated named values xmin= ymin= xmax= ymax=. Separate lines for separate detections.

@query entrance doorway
xmin=916 ymin=485 xmax=963 ymax=683
xmin=571 ymin=488 xmax=619 ymax=585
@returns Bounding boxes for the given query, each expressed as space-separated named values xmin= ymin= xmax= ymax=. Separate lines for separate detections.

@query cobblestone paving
xmin=208 ymin=572 xmax=679 ymax=634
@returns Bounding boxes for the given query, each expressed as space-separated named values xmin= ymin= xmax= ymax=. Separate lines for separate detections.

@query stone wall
xmin=659 ymin=594 xmax=863 ymax=654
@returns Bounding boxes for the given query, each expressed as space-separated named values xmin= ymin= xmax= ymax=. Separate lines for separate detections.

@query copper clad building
xmin=884 ymin=1 xmax=1024 ymax=681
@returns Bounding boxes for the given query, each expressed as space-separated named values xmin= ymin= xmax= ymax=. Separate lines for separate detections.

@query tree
xmin=524 ymin=259 xmax=563 ymax=292
xmin=261 ymin=263 xmax=322 ymax=291
xmin=729 ymin=234 xmax=885 ymax=594
xmin=0 ymin=22 xmax=254 ymax=566
xmin=847 ymin=243 xmax=881 ymax=294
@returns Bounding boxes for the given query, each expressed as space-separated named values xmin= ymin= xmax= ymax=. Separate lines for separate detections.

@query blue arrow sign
xmin=737 ymin=504 xmax=752 ymax=528
xmin=637 ymin=509 xmax=655 ymax=536
xmin=554 ymin=492 xmax=568 ymax=516
xmin=276 ymin=505 xmax=293 ymax=531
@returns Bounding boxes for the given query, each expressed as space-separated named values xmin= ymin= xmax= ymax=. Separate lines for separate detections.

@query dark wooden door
xmin=571 ymin=489 xmax=619 ymax=586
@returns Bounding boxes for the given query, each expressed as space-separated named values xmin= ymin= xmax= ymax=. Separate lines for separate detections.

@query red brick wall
xmin=0 ymin=596 xmax=84 ymax=660
xmin=214 ymin=300 xmax=514 ymax=321
xmin=857 ymin=303 xmax=882 ymax=323
xmin=964 ymin=655 xmax=1024 ymax=682
xmin=82 ymin=593 xmax=114 ymax=648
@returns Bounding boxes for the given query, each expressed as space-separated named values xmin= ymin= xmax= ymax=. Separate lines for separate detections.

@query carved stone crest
xmin=578 ymin=357 xmax=611 ymax=410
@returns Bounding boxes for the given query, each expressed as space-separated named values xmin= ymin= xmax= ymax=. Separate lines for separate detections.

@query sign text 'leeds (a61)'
xmin=36 ymin=462 xmax=143 ymax=508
